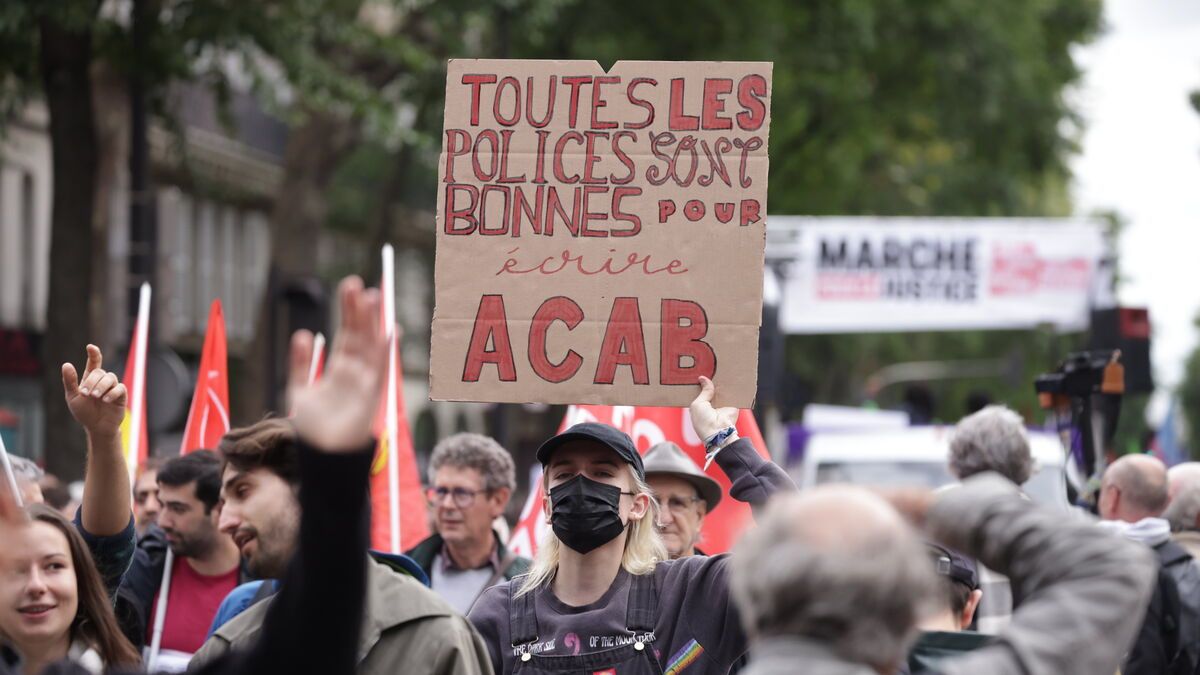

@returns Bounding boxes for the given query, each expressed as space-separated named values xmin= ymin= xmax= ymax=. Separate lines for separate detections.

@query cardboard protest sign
xmin=431 ymin=60 xmax=772 ymax=407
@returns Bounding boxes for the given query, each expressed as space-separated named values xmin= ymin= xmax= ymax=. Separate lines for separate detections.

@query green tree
xmin=325 ymin=0 xmax=1105 ymax=424
xmin=0 ymin=0 xmax=437 ymax=477
xmin=1183 ymin=317 xmax=1200 ymax=455
xmin=417 ymin=0 xmax=1103 ymax=421
xmin=1179 ymin=88 xmax=1200 ymax=451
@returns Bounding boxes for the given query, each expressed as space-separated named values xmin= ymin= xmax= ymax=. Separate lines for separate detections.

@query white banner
xmin=767 ymin=217 xmax=1106 ymax=334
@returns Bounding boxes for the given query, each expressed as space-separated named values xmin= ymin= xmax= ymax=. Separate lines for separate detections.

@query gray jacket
xmin=191 ymin=557 xmax=492 ymax=675
xmin=743 ymin=474 xmax=1157 ymax=675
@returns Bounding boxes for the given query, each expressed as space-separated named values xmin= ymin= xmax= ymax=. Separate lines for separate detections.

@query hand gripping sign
xmin=431 ymin=60 xmax=773 ymax=408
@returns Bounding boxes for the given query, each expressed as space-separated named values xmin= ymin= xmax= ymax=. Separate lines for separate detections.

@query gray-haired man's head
xmin=8 ymin=455 xmax=45 ymax=505
xmin=1165 ymin=463 xmax=1200 ymax=532
xmin=731 ymin=486 xmax=936 ymax=672
xmin=948 ymin=405 xmax=1033 ymax=485
xmin=427 ymin=433 xmax=515 ymax=550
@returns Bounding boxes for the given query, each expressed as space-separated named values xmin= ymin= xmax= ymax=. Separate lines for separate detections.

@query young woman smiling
xmin=0 ymin=505 xmax=139 ymax=674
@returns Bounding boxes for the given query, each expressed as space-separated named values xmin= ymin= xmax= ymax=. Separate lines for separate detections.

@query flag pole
xmin=382 ymin=244 xmax=401 ymax=552
xmin=307 ymin=332 xmax=326 ymax=386
xmin=0 ymin=433 xmax=23 ymax=508
xmin=146 ymin=548 xmax=174 ymax=669
xmin=128 ymin=282 xmax=151 ymax=482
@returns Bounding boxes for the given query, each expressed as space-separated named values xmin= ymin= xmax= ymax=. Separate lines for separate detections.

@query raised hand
xmin=689 ymin=375 xmax=739 ymax=442
xmin=62 ymin=344 xmax=127 ymax=439
xmin=289 ymin=276 xmax=389 ymax=453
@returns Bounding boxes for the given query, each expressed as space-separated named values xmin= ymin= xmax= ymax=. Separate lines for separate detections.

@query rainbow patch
xmin=665 ymin=639 xmax=704 ymax=674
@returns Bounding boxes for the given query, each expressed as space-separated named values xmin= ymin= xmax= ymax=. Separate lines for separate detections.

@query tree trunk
xmin=91 ymin=62 xmax=131 ymax=351
xmin=39 ymin=12 xmax=100 ymax=481
xmin=235 ymin=111 xmax=360 ymax=425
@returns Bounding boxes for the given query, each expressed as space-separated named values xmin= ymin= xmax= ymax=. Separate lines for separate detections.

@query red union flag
xmin=508 ymin=404 xmax=768 ymax=558
xmin=179 ymin=301 xmax=230 ymax=455
xmin=370 ymin=244 xmax=430 ymax=553
xmin=369 ymin=330 xmax=429 ymax=552
xmin=120 ymin=283 xmax=151 ymax=477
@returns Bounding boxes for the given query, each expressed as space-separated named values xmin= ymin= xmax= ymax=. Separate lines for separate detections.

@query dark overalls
xmin=509 ymin=574 xmax=663 ymax=674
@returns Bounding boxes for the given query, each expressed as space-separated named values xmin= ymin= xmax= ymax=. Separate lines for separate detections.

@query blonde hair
xmin=517 ymin=468 xmax=668 ymax=597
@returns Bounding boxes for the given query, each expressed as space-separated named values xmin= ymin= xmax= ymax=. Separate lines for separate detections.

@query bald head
xmin=732 ymin=486 xmax=935 ymax=671
xmin=1100 ymin=454 xmax=1169 ymax=523
xmin=786 ymin=486 xmax=910 ymax=551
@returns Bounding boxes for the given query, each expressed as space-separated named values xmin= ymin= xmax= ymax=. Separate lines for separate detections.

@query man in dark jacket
xmin=82 ymin=451 xmax=247 ymax=668
xmin=406 ymin=432 xmax=530 ymax=614
xmin=1099 ymin=454 xmax=1197 ymax=674
xmin=903 ymin=544 xmax=990 ymax=673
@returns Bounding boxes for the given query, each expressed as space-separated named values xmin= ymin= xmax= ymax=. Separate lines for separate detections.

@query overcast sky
xmin=1072 ymin=0 xmax=1200 ymax=391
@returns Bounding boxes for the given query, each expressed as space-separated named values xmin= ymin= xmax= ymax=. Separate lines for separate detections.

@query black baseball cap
xmin=926 ymin=542 xmax=979 ymax=590
xmin=536 ymin=423 xmax=645 ymax=480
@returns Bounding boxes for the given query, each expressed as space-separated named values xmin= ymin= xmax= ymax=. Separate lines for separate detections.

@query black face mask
xmin=549 ymin=474 xmax=633 ymax=554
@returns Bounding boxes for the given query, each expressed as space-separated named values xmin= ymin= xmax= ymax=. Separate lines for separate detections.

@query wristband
xmin=702 ymin=426 xmax=737 ymax=470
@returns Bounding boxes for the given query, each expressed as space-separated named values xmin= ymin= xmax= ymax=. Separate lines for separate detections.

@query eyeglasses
xmin=425 ymin=486 xmax=488 ymax=508
xmin=662 ymin=496 xmax=703 ymax=514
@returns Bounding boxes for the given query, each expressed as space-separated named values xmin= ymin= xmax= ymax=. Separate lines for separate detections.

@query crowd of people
xmin=0 ymin=274 xmax=1196 ymax=674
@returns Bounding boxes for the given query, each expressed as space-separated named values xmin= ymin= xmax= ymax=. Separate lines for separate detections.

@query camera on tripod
xmin=1034 ymin=350 xmax=1124 ymax=505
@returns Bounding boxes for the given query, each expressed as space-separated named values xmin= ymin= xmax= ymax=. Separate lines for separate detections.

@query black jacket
xmin=1125 ymin=564 xmax=1190 ymax=675
xmin=406 ymin=531 xmax=530 ymax=583
xmin=1158 ymin=539 xmax=1200 ymax=672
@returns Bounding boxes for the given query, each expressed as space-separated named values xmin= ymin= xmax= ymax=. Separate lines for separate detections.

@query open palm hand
xmin=289 ymin=276 xmax=389 ymax=453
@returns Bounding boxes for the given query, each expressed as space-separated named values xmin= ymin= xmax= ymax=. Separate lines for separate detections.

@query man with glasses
xmin=644 ymin=441 xmax=722 ymax=559
xmin=406 ymin=433 xmax=531 ymax=614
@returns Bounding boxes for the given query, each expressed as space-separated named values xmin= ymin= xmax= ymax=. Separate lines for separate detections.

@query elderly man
xmin=6 ymin=455 xmax=44 ymax=505
xmin=945 ymin=405 xmax=1031 ymax=634
xmin=644 ymin=441 xmax=722 ymax=558
xmin=406 ymin=432 xmax=530 ymax=614
xmin=1099 ymin=454 xmax=1200 ymax=673
xmin=730 ymin=475 xmax=1156 ymax=675
xmin=1166 ymin=462 xmax=1200 ymax=559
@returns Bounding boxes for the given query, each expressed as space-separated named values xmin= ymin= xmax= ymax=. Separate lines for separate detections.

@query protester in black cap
xmin=643 ymin=441 xmax=722 ymax=559
xmin=468 ymin=376 xmax=796 ymax=675
xmin=902 ymin=544 xmax=989 ymax=673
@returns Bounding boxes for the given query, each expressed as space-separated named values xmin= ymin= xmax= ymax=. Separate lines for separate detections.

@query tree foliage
xmin=1180 ymin=86 xmax=1200 ymax=450
xmin=2 ymin=0 xmax=1112 ymax=466
xmin=338 ymin=0 xmax=1106 ymax=422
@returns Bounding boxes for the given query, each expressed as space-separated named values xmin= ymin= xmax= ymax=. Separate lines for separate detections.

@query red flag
xmin=179 ymin=301 xmax=230 ymax=455
xmin=369 ymin=331 xmax=429 ymax=552
xmin=119 ymin=329 xmax=149 ymax=473
xmin=369 ymin=244 xmax=429 ymax=553
xmin=120 ymin=284 xmax=151 ymax=478
xmin=508 ymin=405 xmax=769 ymax=558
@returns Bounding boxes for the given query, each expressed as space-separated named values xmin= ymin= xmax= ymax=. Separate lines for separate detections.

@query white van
xmin=792 ymin=426 xmax=1074 ymax=511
